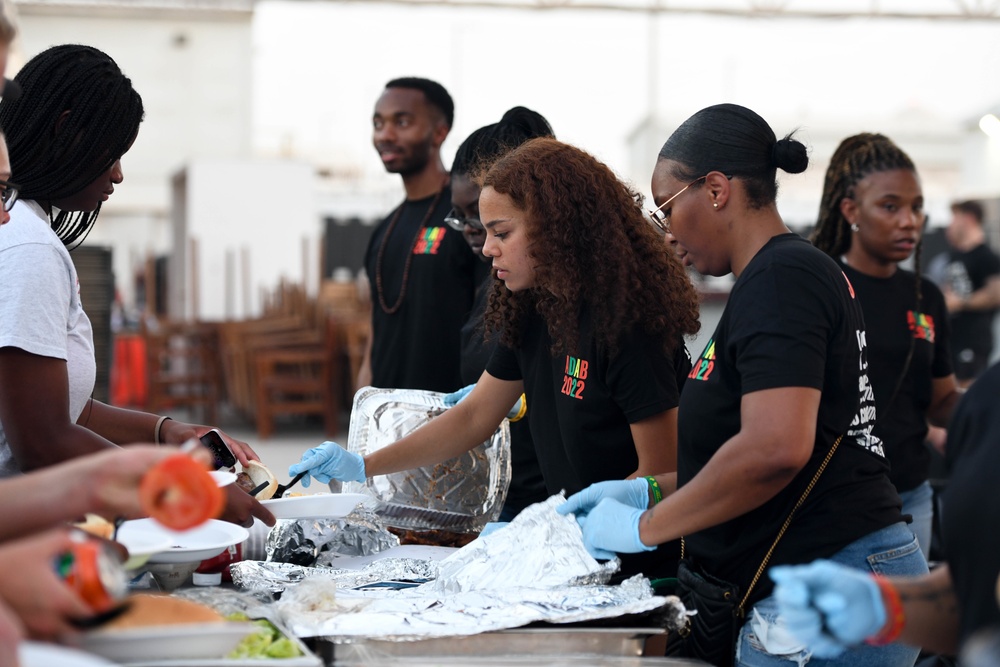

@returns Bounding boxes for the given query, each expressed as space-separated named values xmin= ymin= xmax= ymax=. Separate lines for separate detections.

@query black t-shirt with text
xmin=363 ymin=186 xmax=480 ymax=393
xmin=487 ymin=306 xmax=690 ymax=496
xmin=679 ymin=235 xmax=903 ymax=606
xmin=839 ymin=263 xmax=952 ymax=492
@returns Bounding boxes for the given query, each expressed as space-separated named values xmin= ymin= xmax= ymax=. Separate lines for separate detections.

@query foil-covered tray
xmin=344 ymin=387 xmax=510 ymax=533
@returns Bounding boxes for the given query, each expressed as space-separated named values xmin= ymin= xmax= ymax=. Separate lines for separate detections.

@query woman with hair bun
xmin=559 ymin=104 xmax=927 ymax=667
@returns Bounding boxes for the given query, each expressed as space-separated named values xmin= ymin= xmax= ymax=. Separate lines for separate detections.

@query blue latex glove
xmin=573 ymin=498 xmax=654 ymax=561
xmin=556 ymin=478 xmax=650 ymax=518
xmin=479 ymin=522 xmax=509 ymax=537
xmin=442 ymin=385 xmax=474 ymax=407
xmin=442 ymin=384 xmax=526 ymax=421
xmin=769 ymin=560 xmax=887 ymax=658
xmin=288 ymin=441 xmax=366 ymax=487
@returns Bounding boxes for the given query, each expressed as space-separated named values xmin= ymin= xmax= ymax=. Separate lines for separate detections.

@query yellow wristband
xmin=154 ymin=416 xmax=172 ymax=445
xmin=509 ymin=394 xmax=528 ymax=422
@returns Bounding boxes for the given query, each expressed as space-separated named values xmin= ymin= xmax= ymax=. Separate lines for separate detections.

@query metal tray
xmin=344 ymin=387 xmax=510 ymax=533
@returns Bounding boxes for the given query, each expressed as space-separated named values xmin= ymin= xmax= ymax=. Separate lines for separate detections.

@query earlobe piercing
xmin=713 ymin=202 xmax=719 ymax=209
xmin=851 ymin=223 xmax=859 ymax=232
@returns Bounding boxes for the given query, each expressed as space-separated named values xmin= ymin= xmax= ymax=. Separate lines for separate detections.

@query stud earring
xmin=713 ymin=202 xmax=719 ymax=209
xmin=851 ymin=223 xmax=859 ymax=232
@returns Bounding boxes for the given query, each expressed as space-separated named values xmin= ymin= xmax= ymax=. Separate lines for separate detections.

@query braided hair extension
xmin=812 ymin=132 xmax=923 ymax=416
xmin=0 ymin=44 xmax=144 ymax=249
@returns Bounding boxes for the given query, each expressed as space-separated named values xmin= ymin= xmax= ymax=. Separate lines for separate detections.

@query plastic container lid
xmin=191 ymin=571 xmax=222 ymax=586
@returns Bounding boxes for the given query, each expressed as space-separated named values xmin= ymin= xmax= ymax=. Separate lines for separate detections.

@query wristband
xmin=644 ymin=476 xmax=663 ymax=505
xmin=509 ymin=394 xmax=528 ymax=422
xmin=866 ymin=575 xmax=905 ymax=646
xmin=154 ymin=416 xmax=172 ymax=445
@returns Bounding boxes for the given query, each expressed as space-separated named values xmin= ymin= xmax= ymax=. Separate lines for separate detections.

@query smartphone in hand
xmin=199 ymin=429 xmax=237 ymax=470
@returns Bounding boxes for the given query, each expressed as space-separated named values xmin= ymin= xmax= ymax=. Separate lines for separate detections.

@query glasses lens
xmin=443 ymin=210 xmax=465 ymax=233
xmin=1 ymin=187 xmax=16 ymax=212
xmin=647 ymin=210 xmax=668 ymax=234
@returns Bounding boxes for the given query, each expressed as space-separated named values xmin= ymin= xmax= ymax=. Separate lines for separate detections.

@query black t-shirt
xmin=943 ymin=362 xmax=1000 ymax=643
xmin=487 ymin=306 xmax=690 ymax=496
xmin=363 ymin=186 xmax=480 ymax=393
xmin=945 ymin=243 xmax=1000 ymax=355
xmin=461 ymin=273 xmax=547 ymax=515
xmin=839 ymin=263 xmax=953 ymax=492
xmin=679 ymin=234 xmax=903 ymax=605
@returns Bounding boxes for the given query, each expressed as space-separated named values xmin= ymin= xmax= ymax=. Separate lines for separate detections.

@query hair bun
xmin=771 ymin=136 xmax=808 ymax=174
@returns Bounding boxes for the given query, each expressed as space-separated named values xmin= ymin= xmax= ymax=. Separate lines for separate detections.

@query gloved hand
xmin=442 ymin=385 xmax=474 ymax=407
xmin=556 ymin=478 xmax=651 ymax=518
xmin=769 ymin=560 xmax=887 ymax=658
xmin=573 ymin=498 xmax=654 ymax=561
xmin=288 ymin=441 xmax=366 ymax=487
xmin=479 ymin=522 xmax=509 ymax=537
xmin=442 ymin=385 xmax=527 ymax=421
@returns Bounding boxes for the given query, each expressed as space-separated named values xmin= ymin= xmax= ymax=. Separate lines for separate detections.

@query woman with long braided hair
xmin=811 ymin=132 xmax=963 ymax=561
xmin=0 ymin=45 xmax=274 ymax=527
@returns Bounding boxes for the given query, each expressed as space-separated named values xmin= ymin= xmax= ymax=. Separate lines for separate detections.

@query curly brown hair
xmin=480 ymin=137 xmax=700 ymax=356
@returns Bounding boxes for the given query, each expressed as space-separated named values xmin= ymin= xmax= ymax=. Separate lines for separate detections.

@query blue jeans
xmin=736 ymin=521 xmax=928 ymax=667
xmin=898 ymin=480 xmax=933 ymax=561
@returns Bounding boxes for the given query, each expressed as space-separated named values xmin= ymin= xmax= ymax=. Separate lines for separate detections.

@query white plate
xmin=260 ymin=492 xmax=369 ymax=519
xmin=81 ymin=623 xmax=256 ymax=663
xmin=20 ymin=641 xmax=117 ymax=667
xmin=209 ymin=470 xmax=237 ymax=487
xmin=115 ymin=531 xmax=174 ymax=570
xmin=116 ymin=519 xmax=249 ymax=564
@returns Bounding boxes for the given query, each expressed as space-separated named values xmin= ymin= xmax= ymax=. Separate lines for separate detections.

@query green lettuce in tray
xmin=226 ymin=614 xmax=303 ymax=659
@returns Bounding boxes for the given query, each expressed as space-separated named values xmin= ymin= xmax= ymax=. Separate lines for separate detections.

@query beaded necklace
xmin=375 ymin=185 xmax=446 ymax=315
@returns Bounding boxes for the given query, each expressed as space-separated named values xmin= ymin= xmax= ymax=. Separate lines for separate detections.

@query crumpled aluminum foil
xmin=234 ymin=495 xmax=684 ymax=641
xmin=231 ymin=559 xmax=440 ymax=595
xmin=343 ymin=387 xmax=511 ymax=533
xmin=265 ymin=507 xmax=399 ymax=566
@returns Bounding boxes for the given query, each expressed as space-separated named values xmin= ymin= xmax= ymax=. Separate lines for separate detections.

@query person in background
xmin=293 ymin=137 xmax=700 ymax=577
xmin=810 ymin=133 xmax=963 ymax=561
xmin=0 ymin=44 xmax=273 ymax=527
xmin=357 ymin=77 xmax=479 ymax=394
xmin=442 ymin=106 xmax=553 ymax=521
xmin=938 ymin=200 xmax=1000 ymax=388
xmin=769 ymin=359 xmax=1000 ymax=663
xmin=558 ymin=104 xmax=926 ymax=667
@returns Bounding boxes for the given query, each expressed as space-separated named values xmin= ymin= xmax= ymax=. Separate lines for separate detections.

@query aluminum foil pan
xmin=344 ymin=386 xmax=511 ymax=533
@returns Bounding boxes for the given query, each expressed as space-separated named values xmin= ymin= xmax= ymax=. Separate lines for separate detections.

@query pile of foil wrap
xmin=342 ymin=387 xmax=511 ymax=534
xmin=229 ymin=496 xmax=686 ymax=642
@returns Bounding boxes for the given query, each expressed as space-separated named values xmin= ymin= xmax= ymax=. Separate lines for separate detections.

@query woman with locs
xmin=0 ymin=44 xmax=273 ymax=527
xmin=557 ymin=104 xmax=927 ymax=667
xmin=811 ymin=132 xmax=963 ymax=561
xmin=291 ymin=137 xmax=700 ymax=577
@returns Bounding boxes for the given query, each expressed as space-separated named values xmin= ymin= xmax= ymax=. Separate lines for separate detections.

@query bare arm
xmin=946 ymin=275 xmax=1000 ymax=312
xmin=892 ymin=565 xmax=960 ymax=656
xmin=364 ymin=372 xmax=522 ymax=476
xmin=638 ymin=386 xmax=819 ymax=546
xmin=628 ymin=407 xmax=678 ymax=477
xmin=926 ymin=375 xmax=964 ymax=428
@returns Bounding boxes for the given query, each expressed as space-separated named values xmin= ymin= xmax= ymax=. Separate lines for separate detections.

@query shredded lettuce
xmin=226 ymin=615 xmax=303 ymax=659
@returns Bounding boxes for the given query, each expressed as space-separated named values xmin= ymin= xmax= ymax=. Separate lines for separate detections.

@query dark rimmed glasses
xmin=443 ymin=208 xmax=484 ymax=233
xmin=647 ymin=173 xmax=732 ymax=234
xmin=0 ymin=179 xmax=19 ymax=212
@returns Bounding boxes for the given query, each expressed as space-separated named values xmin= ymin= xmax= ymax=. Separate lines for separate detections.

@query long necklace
xmin=375 ymin=186 xmax=446 ymax=315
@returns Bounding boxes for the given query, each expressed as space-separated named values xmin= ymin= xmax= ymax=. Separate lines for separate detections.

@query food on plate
xmin=388 ymin=527 xmax=477 ymax=548
xmin=234 ymin=460 xmax=278 ymax=500
xmin=99 ymin=593 xmax=224 ymax=631
xmin=75 ymin=513 xmax=115 ymax=540
xmin=226 ymin=614 xmax=303 ymax=659
xmin=139 ymin=453 xmax=224 ymax=531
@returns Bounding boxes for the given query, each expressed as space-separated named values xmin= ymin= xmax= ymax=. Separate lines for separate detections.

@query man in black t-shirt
xmin=941 ymin=200 xmax=1000 ymax=386
xmin=358 ymin=78 xmax=479 ymax=393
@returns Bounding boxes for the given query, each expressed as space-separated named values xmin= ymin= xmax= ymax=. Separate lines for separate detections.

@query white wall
xmin=171 ymin=159 xmax=319 ymax=321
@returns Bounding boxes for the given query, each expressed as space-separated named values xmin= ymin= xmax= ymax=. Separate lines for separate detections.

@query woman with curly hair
xmin=290 ymin=138 xmax=700 ymax=562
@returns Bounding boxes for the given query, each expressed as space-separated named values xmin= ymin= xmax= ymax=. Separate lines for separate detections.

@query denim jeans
xmin=898 ymin=480 xmax=934 ymax=561
xmin=735 ymin=521 xmax=928 ymax=667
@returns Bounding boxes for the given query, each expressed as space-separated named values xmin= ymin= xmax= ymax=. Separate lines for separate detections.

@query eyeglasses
xmin=647 ymin=173 xmax=732 ymax=234
xmin=0 ymin=179 xmax=20 ymax=212
xmin=443 ymin=208 xmax=484 ymax=233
